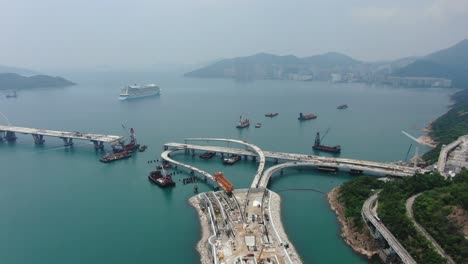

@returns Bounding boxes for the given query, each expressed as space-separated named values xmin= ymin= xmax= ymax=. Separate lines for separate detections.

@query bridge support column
xmin=61 ymin=137 xmax=74 ymax=147
xmin=244 ymin=155 xmax=247 ymax=160
xmin=163 ymin=145 xmax=168 ymax=151
xmin=252 ymin=156 xmax=257 ymax=162
xmin=191 ymin=149 xmax=195 ymax=157
xmin=32 ymin=134 xmax=45 ymax=144
xmin=5 ymin=131 xmax=17 ymax=142
xmin=280 ymin=169 xmax=284 ymax=176
xmin=91 ymin=140 xmax=104 ymax=150
xmin=274 ymin=158 xmax=278 ymax=164
xmin=220 ymin=153 xmax=224 ymax=158
xmin=0 ymin=131 xmax=4 ymax=142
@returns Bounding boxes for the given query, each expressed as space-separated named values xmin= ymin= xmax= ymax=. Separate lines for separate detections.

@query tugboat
xmin=138 ymin=145 xmax=148 ymax=152
xmin=312 ymin=130 xmax=341 ymax=154
xmin=200 ymin=151 xmax=216 ymax=159
xmin=148 ymin=167 xmax=175 ymax=187
xmin=337 ymin=104 xmax=348 ymax=110
xmin=265 ymin=112 xmax=279 ymax=117
xmin=223 ymin=154 xmax=241 ymax=165
xmin=100 ymin=151 xmax=132 ymax=163
xmin=113 ymin=127 xmax=140 ymax=153
xmin=298 ymin=112 xmax=317 ymax=120
xmin=255 ymin=123 xmax=262 ymax=128
xmin=236 ymin=115 xmax=250 ymax=128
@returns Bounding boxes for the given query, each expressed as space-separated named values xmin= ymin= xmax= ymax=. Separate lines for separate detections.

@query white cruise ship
xmin=119 ymin=84 xmax=160 ymax=100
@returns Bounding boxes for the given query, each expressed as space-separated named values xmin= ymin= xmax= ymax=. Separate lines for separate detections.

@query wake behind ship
xmin=119 ymin=84 xmax=160 ymax=100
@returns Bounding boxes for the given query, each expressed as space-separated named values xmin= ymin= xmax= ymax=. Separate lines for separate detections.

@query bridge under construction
xmin=0 ymin=125 xmax=124 ymax=149
xmin=161 ymin=137 xmax=429 ymax=264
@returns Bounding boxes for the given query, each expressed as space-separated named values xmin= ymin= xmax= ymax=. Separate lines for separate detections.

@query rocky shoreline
xmin=327 ymin=187 xmax=378 ymax=259
xmin=189 ymin=195 xmax=212 ymax=264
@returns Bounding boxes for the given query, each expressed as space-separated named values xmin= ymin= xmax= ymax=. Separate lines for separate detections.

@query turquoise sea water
xmin=0 ymin=71 xmax=453 ymax=263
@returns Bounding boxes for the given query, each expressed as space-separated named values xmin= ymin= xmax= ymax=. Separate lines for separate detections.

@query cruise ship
xmin=119 ymin=84 xmax=160 ymax=100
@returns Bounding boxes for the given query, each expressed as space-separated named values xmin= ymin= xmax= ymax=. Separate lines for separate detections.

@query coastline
xmin=270 ymin=191 xmax=303 ymax=263
xmin=189 ymin=195 xmax=212 ymax=264
xmin=327 ymin=187 xmax=378 ymax=259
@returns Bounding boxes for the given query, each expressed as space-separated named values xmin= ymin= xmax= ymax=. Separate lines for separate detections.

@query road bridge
xmin=362 ymin=193 xmax=416 ymax=264
xmin=161 ymin=149 xmax=217 ymax=186
xmin=184 ymin=138 xmax=266 ymax=187
xmin=0 ymin=125 xmax=124 ymax=149
xmin=164 ymin=141 xmax=424 ymax=180
xmin=437 ymin=135 xmax=468 ymax=176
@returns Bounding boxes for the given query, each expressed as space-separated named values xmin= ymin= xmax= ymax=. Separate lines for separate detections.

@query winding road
xmin=406 ymin=193 xmax=455 ymax=264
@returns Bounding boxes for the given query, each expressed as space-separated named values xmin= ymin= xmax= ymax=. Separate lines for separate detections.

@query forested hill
xmin=423 ymin=88 xmax=468 ymax=163
xmin=396 ymin=39 xmax=468 ymax=88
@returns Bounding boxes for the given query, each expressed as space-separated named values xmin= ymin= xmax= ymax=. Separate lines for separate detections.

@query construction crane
xmin=401 ymin=131 xmax=422 ymax=168
xmin=404 ymin=144 xmax=413 ymax=162
xmin=257 ymin=245 xmax=265 ymax=263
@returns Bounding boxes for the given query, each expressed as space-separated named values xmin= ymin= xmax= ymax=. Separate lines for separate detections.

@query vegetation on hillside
xmin=337 ymin=176 xmax=383 ymax=229
xmin=378 ymin=173 xmax=447 ymax=263
xmin=338 ymin=171 xmax=468 ymax=262
xmin=413 ymin=169 xmax=468 ymax=263
xmin=423 ymin=88 xmax=468 ymax=164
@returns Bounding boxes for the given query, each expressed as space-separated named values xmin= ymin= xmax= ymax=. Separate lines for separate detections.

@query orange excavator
xmin=214 ymin=172 xmax=234 ymax=194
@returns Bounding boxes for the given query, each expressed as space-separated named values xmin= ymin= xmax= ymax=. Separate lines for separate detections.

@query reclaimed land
xmin=189 ymin=195 xmax=212 ymax=264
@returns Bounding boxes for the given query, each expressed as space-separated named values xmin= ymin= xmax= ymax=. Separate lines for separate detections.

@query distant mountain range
xmin=185 ymin=52 xmax=361 ymax=80
xmin=0 ymin=73 xmax=75 ymax=90
xmin=185 ymin=39 xmax=468 ymax=88
xmin=395 ymin=39 xmax=468 ymax=87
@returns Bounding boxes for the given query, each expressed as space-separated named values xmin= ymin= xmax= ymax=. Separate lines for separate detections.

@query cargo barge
xmin=148 ymin=168 xmax=175 ymax=187
xmin=200 ymin=151 xmax=216 ymax=159
xmin=223 ymin=154 xmax=241 ymax=165
xmin=337 ymin=104 xmax=348 ymax=110
xmin=298 ymin=112 xmax=317 ymax=120
xmin=100 ymin=151 xmax=132 ymax=163
xmin=312 ymin=131 xmax=341 ymax=154
xmin=265 ymin=112 xmax=279 ymax=117
xmin=236 ymin=115 xmax=250 ymax=128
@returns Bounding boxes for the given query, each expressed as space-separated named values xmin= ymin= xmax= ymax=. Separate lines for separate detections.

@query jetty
xmin=0 ymin=125 xmax=124 ymax=149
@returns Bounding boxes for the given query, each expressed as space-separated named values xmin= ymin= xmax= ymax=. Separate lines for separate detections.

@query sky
xmin=1 ymin=0 xmax=468 ymax=71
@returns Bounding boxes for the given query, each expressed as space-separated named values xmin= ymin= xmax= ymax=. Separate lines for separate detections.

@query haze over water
xmin=0 ymin=71 xmax=454 ymax=263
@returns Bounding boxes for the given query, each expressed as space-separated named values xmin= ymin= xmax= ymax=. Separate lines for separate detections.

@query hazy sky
xmin=1 ymin=0 xmax=468 ymax=71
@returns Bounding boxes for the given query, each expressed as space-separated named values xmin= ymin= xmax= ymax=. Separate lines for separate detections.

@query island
xmin=0 ymin=73 xmax=75 ymax=90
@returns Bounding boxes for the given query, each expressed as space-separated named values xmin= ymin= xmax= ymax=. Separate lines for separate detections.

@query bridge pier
xmin=252 ymin=156 xmax=257 ymax=162
xmin=61 ymin=137 xmax=74 ymax=147
xmin=5 ymin=131 xmax=17 ymax=142
xmin=91 ymin=140 xmax=104 ymax=150
xmin=32 ymin=134 xmax=45 ymax=144
xmin=243 ymin=155 xmax=248 ymax=160
xmin=0 ymin=131 xmax=4 ymax=142
xmin=274 ymin=158 xmax=278 ymax=164
xmin=191 ymin=149 xmax=195 ymax=157
xmin=163 ymin=145 xmax=168 ymax=151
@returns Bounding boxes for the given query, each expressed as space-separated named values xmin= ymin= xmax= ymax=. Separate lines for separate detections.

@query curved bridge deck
xmin=164 ymin=142 xmax=424 ymax=186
